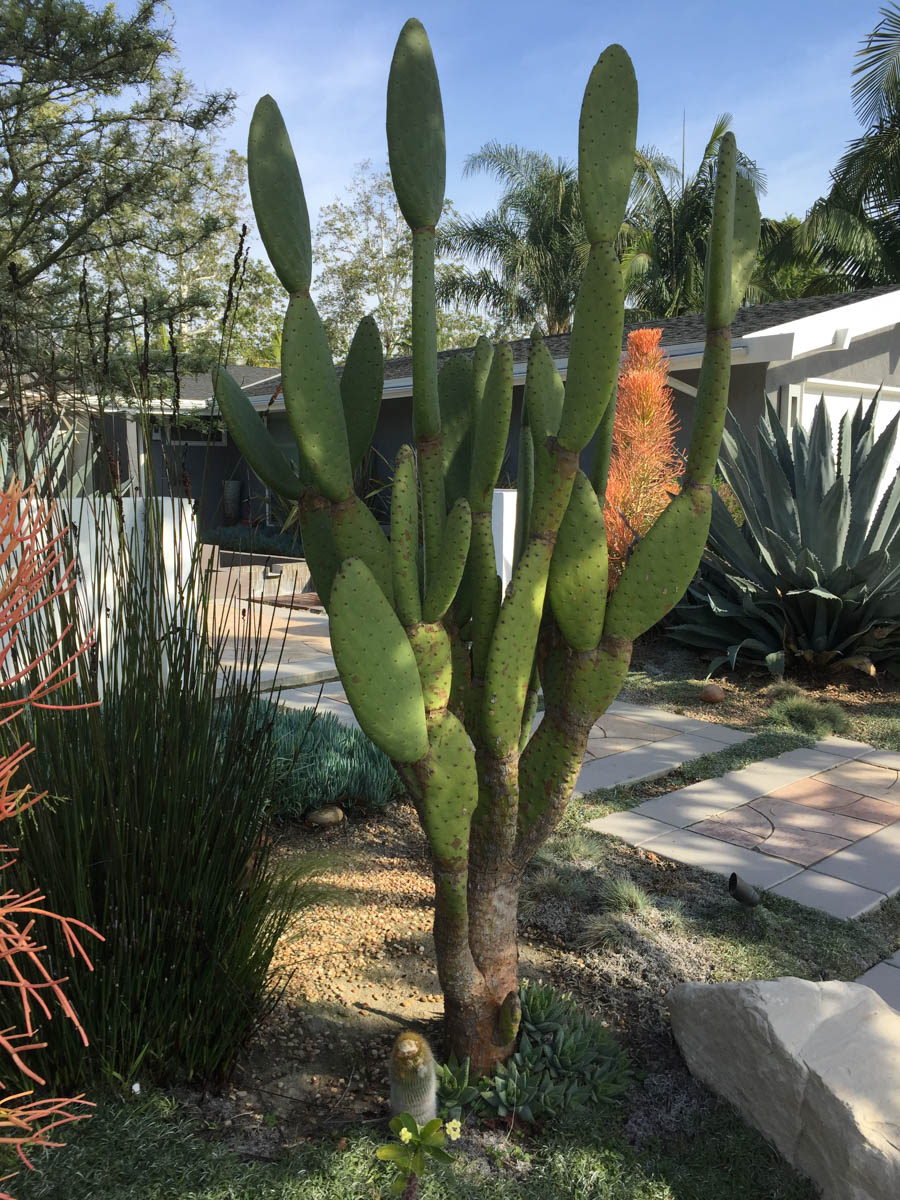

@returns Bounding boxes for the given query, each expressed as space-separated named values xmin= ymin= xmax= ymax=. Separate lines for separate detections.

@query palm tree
xmin=621 ymin=115 xmax=766 ymax=318
xmin=438 ymin=123 xmax=764 ymax=331
xmin=765 ymin=4 xmax=900 ymax=291
xmin=435 ymin=143 xmax=587 ymax=335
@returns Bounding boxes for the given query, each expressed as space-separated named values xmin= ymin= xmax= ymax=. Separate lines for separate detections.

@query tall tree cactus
xmin=215 ymin=19 xmax=760 ymax=1073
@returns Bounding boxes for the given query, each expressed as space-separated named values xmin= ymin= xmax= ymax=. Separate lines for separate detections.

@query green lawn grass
xmin=12 ymin=1092 xmax=817 ymax=1200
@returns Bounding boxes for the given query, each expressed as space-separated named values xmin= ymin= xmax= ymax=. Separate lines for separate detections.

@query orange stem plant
xmin=0 ymin=482 xmax=101 ymax=1196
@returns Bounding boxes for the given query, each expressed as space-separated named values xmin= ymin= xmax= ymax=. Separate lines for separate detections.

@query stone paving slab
xmin=769 ymin=870 xmax=887 ymax=919
xmin=590 ymin=715 xmax=674 ymax=742
xmin=814 ymin=736 xmax=877 ymax=758
xmin=587 ymin=734 xmax=900 ymax=921
xmin=811 ymin=821 xmax=900 ymax=896
xmin=638 ymin=827 xmax=802 ymax=887
xmin=814 ymin=759 xmax=900 ymax=800
xmin=857 ymin=962 xmax=900 ymax=1010
xmin=585 ymin=811 xmax=678 ymax=845
xmin=631 ymin=778 xmax=760 ymax=827
xmin=860 ymin=749 xmax=900 ymax=771
xmin=574 ymin=731 xmax=731 ymax=794
xmin=278 ymin=689 xmax=359 ymax=727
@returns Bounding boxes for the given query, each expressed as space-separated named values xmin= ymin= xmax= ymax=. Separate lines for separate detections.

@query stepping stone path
xmin=586 ymin=738 xmax=900 ymax=919
xmin=587 ymin=737 xmax=900 ymax=1015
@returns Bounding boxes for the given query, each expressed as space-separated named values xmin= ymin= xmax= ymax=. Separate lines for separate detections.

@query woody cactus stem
xmin=215 ymin=19 xmax=760 ymax=1075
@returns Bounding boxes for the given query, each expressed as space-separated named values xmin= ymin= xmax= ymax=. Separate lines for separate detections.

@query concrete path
xmin=213 ymin=599 xmax=339 ymax=691
xmin=587 ymin=738 xmax=900 ymax=921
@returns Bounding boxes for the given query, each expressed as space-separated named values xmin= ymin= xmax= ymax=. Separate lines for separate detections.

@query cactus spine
xmin=217 ymin=21 xmax=759 ymax=1074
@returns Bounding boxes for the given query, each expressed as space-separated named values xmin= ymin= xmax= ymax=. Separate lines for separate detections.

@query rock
xmin=699 ymin=682 xmax=725 ymax=704
xmin=668 ymin=977 xmax=900 ymax=1200
xmin=305 ymin=805 xmax=344 ymax=828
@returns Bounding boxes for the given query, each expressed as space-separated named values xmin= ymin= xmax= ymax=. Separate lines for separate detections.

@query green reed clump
xmin=3 ymin=498 xmax=300 ymax=1087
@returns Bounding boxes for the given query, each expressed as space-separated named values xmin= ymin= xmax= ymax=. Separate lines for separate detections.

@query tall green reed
xmin=3 ymin=481 xmax=302 ymax=1088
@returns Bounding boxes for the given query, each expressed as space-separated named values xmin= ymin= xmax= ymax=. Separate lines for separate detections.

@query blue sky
xmin=172 ymin=0 xmax=878 ymax=231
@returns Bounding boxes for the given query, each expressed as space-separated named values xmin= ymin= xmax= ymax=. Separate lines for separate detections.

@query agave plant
xmin=671 ymin=395 xmax=900 ymax=678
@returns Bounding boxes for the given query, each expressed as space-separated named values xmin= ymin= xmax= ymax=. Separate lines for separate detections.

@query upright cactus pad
xmin=222 ymin=21 xmax=759 ymax=1072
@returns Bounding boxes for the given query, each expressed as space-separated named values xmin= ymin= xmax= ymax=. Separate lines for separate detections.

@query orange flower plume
xmin=605 ymin=328 xmax=681 ymax=588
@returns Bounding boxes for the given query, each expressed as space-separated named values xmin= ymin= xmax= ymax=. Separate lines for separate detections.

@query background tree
xmin=622 ymin=116 xmax=765 ymax=318
xmin=0 ymin=0 xmax=233 ymax=290
xmin=764 ymin=4 xmax=900 ymax=291
xmin=314 ymin=163 xmax=495 ymax=360
xmin=436 ymin=143 xmax=586 ymax=335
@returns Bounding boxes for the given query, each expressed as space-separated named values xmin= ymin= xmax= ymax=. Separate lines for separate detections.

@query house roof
xmin=174 ymin=284 xmax=900 ymax=407
xmin=178 ymin=365 xmax=279 ymax=403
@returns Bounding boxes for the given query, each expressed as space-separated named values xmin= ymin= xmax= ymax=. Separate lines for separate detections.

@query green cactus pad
xmin=247 ymin=96 xmax=312 ymax=294
xmin=341 ymin=315 xmax=384 ymax=473
xmin=469 ymin=513 xmax=502 ymax=681
xmin=386 ymin=19 xmax=446 ymax=230
xmin=331 ymin=492 xmax=394 ymax=605
xmin=590 ymin=382 xmax=617 ymax=497
xmin=469 ymin=342 xmax=513 ymax=512
xmin=423 ymin=498 xmax=471 ymax=622
xmin=417 ymin=710 xmax=476 ymax=863
xmin=729 ymin=173 xmax=761 ymax=322
xmin=329 ymin=558 xmax=428 ymax=763
xmin=439 ymin=354 xmax=474 ymax=507
xmin=391 ymin=445 xmax=422 ymax=626
xmin=213 ymin=367 xmax=303 ymax=500
xmin=578 ymin=45 xmax=638 ymax=246
xmin=603 ymin=487 xmax=712 ymax=641
xmin=471 ymin=336 xmax=494 ymax=423
xmin=482 ymin=538 xmax=555 ymax=753
xmin=514 ymin=416 xmax=535 ymax=568
xmin=408 ymin=622 xmax=453 ymax=712
xmin=281 ymin=294 xmax=354 ymax=502
xmin=704 ymin=133 xmax=736 ymax=330
xmin=297 ymin=494 xmax=340 ymax=607
xmin=548 ymin=471 xmax=608 ymax=650
xmin=525 ymin=331 xmax=565 ymax=444
xmin=558 ymin=243 xmax=624 ymax=453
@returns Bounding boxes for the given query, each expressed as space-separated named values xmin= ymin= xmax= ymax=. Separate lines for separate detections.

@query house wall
xmin=149 ymin=433 xmax=257 ymax=529
xmin=369 ymin=385 xmax=525 ymax=491
xmin=766 ymin=325 xmax=900 ymax=396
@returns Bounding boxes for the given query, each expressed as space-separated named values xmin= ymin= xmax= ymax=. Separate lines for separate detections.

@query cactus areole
xmin=216 ymin=20 xmax=760 ymax=1074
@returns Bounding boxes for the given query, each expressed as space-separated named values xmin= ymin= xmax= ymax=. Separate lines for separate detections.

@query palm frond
xmin=852 ymin=3 xmax=900 ymax=128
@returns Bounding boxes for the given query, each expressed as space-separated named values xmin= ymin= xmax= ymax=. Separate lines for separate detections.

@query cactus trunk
xmin=220 ymin=23 xmax=760 ymax=1077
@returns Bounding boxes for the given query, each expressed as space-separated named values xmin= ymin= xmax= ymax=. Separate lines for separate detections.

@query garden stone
xmin=668 ymin=977 xmax=900 ymax=1200
xmin=699 ymin=683 xmax=725 ymax=703
xmin=305 ymin=805 xmax=344 ymax=828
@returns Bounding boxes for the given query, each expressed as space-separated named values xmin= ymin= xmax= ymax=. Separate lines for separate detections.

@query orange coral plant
xmin=0 ymin=482 xmax=101 ymax=1197
xmin=605 ymin=328 xmax=681 ymax=588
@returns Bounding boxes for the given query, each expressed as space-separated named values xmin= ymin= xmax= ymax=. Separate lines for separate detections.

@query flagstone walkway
xmin=213 ymin=600 xmax=338 ymax=691
xmin=277 ymin=679 xmax=754 ymax=791
xmin=587 ymin=739 xmax=900 ymax=921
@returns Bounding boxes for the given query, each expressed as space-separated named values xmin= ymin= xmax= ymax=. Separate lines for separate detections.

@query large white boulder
xmin=668 ymin=977 xmax=900 ymax=1200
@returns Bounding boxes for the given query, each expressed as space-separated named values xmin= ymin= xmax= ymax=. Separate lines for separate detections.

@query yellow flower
xmin=398 ymin=1127 xmax=413 ymax=1144
xmin=444 ymin=1119 xmax=461 ymax=1141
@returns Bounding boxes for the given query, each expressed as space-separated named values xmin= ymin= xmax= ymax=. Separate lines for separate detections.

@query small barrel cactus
xmin=390 ymin=1030 xmax=437 ymax=1127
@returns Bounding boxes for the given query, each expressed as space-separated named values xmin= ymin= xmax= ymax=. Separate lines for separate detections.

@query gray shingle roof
xmin=188 ymin=285 xmax=900 ymax=401
xmin=178 ymin=365 xmax=279 ymax=402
